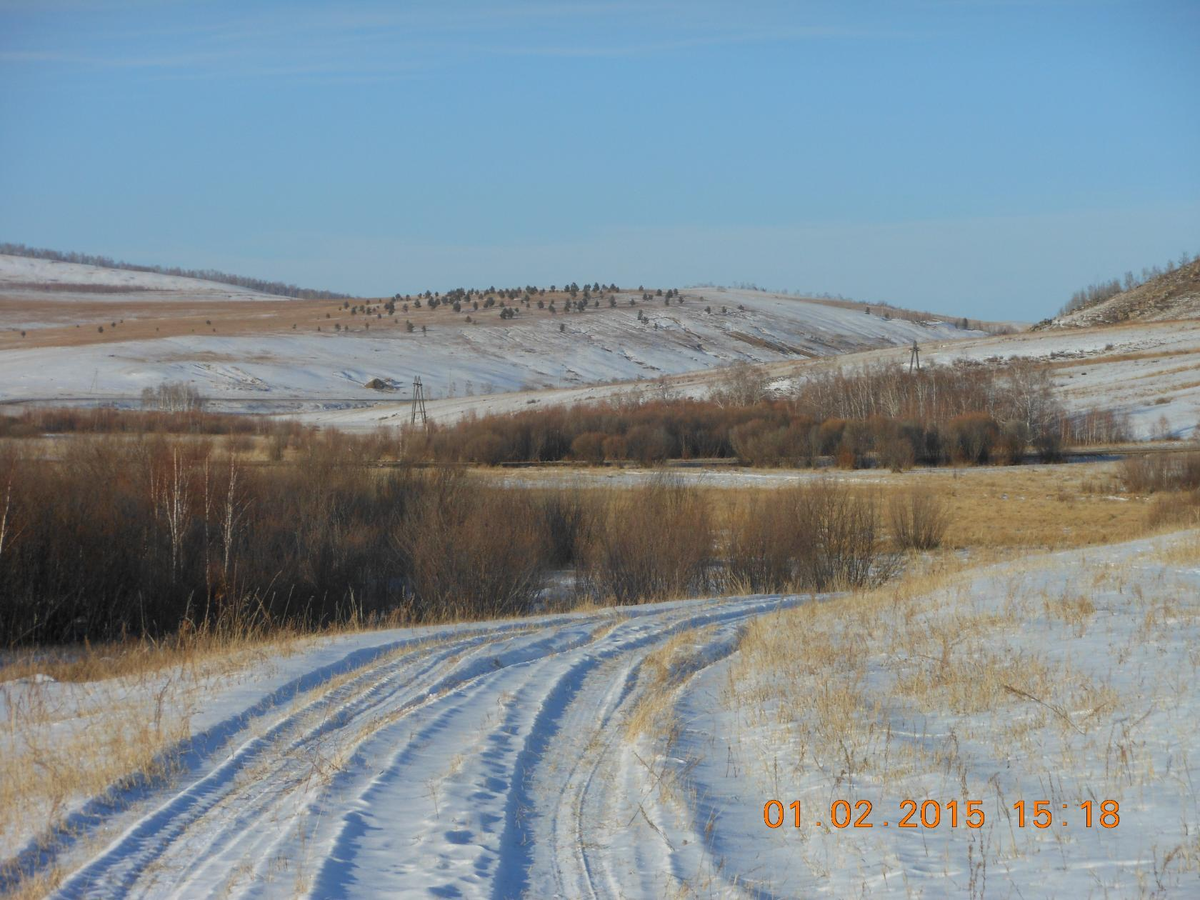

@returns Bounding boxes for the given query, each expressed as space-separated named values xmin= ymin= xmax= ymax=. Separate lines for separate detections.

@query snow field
xmin=695 ymin=532 xmax=1200 ymax=897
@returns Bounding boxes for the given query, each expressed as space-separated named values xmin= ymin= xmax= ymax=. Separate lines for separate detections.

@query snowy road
xmin=27 ymin=593 xmax=805 ymax=899
xmin=8 ymin=531 xmax=1200 ymax=898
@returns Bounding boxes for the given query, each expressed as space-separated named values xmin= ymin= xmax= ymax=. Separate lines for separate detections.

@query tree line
xmin=0 ymin=438 xmax=902 ymax=644
xmin=408 ymin=360 xmax=1128 ymax=468
xmin=1058 ymin=249 xmax=1199 ymax=317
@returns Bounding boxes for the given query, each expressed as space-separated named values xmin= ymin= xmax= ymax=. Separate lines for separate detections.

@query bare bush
xmin=710 ymin=362 xmax=770 ymax=407
xmin=725 ymin=482 xmax=897 ymax=592
xmin=793 ymin=482 xmax=897 ymax=590
xmin=396 ymin=474 xmax=549 ymax=620
xmin=570 ymin=431 xmax=606 ymax=464
xmin=582 ymin=478 xmax=713 ymax=603
xmin=724 ymin=493 xmax=799 ymax=592
xmin=140 ymin=381 xmax=207 ymax=413
xmin=534 ymin=488 xmax=598 ymax=567
xmin=888 ymin=487 xmax=950 ymax=550
xmin=409 ymin=359 xmax=1109 ymax=469
xmin=1119 ymin=452 xmax=1200 ymax=494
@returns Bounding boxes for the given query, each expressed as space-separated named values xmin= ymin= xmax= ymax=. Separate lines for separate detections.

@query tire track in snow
xmin=541 ymin=598 xmax=806 ymax=900
xmin=7 ymin=614 xmax=586 ymax=892
xmin=51 ymin=632 xmax=507 ymax=898
xmin=493 ymin=595 xmax=805 ymax=900
xmin=33 ymin=594 xmax=807 ymax=900
xmin=50 ymin=621 xmax=605 ymax=898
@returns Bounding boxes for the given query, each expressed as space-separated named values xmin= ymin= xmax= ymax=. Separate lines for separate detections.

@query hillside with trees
xmin=1041 ymin=251 xmax=1200 ymax=328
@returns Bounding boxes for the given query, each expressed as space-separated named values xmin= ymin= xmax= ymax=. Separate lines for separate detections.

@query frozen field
xmin=4 ymin=531 xmax=1198 ymax=898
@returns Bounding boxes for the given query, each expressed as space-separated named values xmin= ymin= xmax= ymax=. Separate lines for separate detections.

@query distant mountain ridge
xmin=0 ymin=242 xmax=354 ymax=301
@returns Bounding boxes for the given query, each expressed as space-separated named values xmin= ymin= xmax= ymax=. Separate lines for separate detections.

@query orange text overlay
xmin=763 ymin=799 xmax=1120 ymax=830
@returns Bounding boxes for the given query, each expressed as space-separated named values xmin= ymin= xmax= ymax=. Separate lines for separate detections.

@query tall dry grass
xmin=1118 ymin=451 xmax=1200 ymax=528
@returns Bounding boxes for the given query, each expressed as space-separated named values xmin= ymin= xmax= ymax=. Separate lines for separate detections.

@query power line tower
xmin=410 ymin=376 xmax=428 ymax=430
xmin=909 ymin=341 xmax=921 ymax=373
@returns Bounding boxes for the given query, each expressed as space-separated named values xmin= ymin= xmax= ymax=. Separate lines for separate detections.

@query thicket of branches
xmin=0 ymin=438 xmax=899 ymax=645
xmin=0 ymin=406 xmax=311 ymax=439
xmin=0 ymin=242 xmax=352 ymax=300
xmin=410 ymin=360 xmax=1128 ymax=468
xmin=0 ymin=439 xmax=555 ymax=644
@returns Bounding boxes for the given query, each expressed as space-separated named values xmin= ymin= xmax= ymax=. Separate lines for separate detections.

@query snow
xmin=3 ymin=266 xmax=1196 ymax=440
xmin=298 ymin=318 xmax=1200 ymax=440
xmin=0 ymin=255 xmax=275 ymax=300
xmin=0 ymin=287 xmax=975 ymax=411
xmin=3 ymin=531 xmax=1198 ymax=898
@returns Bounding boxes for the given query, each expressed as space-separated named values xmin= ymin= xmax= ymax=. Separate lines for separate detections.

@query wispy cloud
xmin=478 ymin=25 xmax=897 ymax=58
xmin=0 ymin=1 xmax=908 ymax=81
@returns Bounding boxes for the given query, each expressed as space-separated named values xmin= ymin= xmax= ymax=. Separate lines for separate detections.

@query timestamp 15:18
xmin=764 ymin=799 xmax=1120 ymax=829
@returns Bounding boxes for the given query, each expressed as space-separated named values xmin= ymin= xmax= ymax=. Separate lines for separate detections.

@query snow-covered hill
xmin=0 ymin=254 xmax=277 ymax=301
xmin=0 ymin=286 xmax=983 ymax=409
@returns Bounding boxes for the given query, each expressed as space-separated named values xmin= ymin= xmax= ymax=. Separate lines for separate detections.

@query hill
xmin=0 ymin=254 xmax=281 ymax=301
xmin=1041 ymin=256 xmax=1200 ymax=329
xmin=0 ymin=259 xmax=991 ymax=412
xmin=0 ymin=244 xmax=352 ymax=300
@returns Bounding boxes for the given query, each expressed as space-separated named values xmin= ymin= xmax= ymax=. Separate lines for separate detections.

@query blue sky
xmin=1 ymin=1 xmax=1197 ymax=320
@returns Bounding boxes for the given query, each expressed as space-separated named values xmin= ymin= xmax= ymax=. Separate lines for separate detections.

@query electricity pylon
xmin=410 ymin=376 xmax=428 ymax=430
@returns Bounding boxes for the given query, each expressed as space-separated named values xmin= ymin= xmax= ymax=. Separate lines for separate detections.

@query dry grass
xmin=0 ymin=692 xmax=190 ymax=850
xmin=890 ymin=466 xmax=1148 ymax=550
xmin=486 ymin=461 xmax=1166 ymax=552
xmin=0 ymin=622 xmax=309 ymax=685
xmin=710 ymin=525 xmax=1200 ymax=896
xmin=624 ymin=626 xmax=715 ymax=744
xmin=702 ymin=464 xmax=1150 ymax=552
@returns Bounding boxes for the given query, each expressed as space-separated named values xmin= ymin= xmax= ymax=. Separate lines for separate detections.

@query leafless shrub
xmin=725 ymin=482 xmax=898 ymax=592
xmin=1119 ymin=452 xmax=1200 ymax=494
xmin=710 ymin=361 xmax=770 ymax=407
xmin=140 ymin=381 xmax=206 ymax=413
xmin=534 ymin=488 xmax=598 ymax=567
xmin=409 ymin=359 xmax=1115 ymax=469
xmin=725 ymin=494 xmax=799 ymax=592
xmin=569 ymin=431 xmax=606 ymax=464
xmin=793 ymin=482 xmax=898 ymax=590
xmin=888 ymin=487 xmax=950 ymax=550
xmin=582 ymin=478 xmax=713 ymax=603
xmin=396 ymin=474 xmax=549 ymax=620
